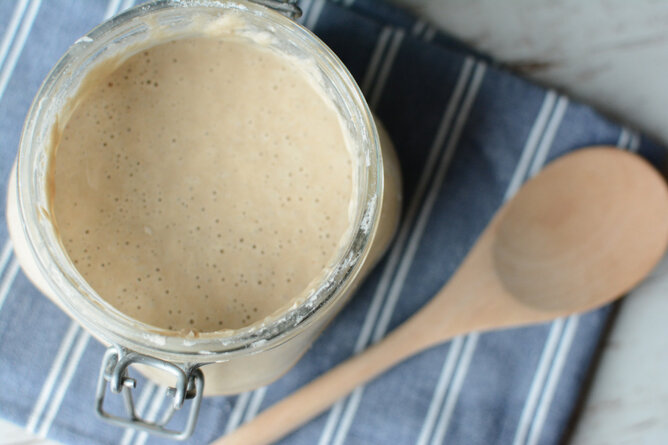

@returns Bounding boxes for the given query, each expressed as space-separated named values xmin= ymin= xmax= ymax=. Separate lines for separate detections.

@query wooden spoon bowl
xmin=495 ymin=147 xmax=667 ymax=312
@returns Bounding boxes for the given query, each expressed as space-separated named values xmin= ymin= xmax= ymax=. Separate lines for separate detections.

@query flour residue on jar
xmin=50 ymin=36 xmax=355 ymax=332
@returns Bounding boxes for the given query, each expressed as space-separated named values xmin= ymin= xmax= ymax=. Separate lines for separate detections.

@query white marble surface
xmin=5 ymin=1 xmax=668 ymax=444
xmin=569 ymin=257 xmax=668 ymax=445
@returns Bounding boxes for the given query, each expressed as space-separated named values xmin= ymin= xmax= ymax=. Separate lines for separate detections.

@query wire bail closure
xmin=95 ymin=346 xmax=204 ymax=440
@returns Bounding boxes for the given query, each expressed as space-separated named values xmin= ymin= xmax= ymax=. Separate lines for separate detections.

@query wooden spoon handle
xmin=212 ymin=316 xmax=438 ymax=445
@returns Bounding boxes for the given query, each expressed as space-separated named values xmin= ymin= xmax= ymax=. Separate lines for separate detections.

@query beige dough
xmin=50 ymin=36 xmax=355 ymax=333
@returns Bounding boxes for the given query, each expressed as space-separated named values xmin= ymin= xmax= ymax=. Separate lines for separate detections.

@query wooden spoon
xmin=212 ymin=147 xmax=668 ymax=445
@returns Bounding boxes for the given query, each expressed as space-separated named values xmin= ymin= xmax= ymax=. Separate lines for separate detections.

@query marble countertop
xmin=4 ymin=0 xmax=668 ymax=444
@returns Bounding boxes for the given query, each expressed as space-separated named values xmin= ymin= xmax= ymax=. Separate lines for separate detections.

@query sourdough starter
xmin=50 ymin=36 xmax=354 ymax=332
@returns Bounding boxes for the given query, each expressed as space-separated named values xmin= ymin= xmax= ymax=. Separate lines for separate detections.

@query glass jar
xmin=6 ymin=0 xmax=401 ymax=439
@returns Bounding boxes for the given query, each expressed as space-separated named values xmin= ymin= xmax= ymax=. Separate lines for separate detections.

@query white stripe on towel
xmin=429 ymin=334 xmax=478 ymax=445
xmin=629 ymin=131 xmax=641 ymax=152
xmin=36 ymin=330 xmax=91 ymax=437
xmin=416 ymin=336 xmax=464 ymax=445
xmin=120 ymin=382 xmax=158 ymax=445
xmin=411 ymin=20 xmax=427 ymax=38
xmin=512 ymin=319 xmax=566 ymax=445
xmin=424 ymin=26 xmax=437 ymax=42
xmin=224 ymin=391 xmax=252 ymax=434
xmin=304 ymin=0 xmax=326 ymax=30
xmin=525 ymin=316 xmax=579 ymax=445
xmin=504 ymin=91 xmax=557 ymax=199
xmin=528 ymin=97 xmax=569 ymax=178
xmin=103 ymin=0 xmax=122 ymax=19
xmin=0 ymin=240 xmax=15 ymax=278
xmin=134 ymin=387 xmax=169 ymax=445
xmin=0 ymin=0 xmax=42 ymax=100
xmin=0 ymin=0 xmax=29 ymax=70
xmin=360 ymin=27 xmax=393 ymax=96
xmin=244 ymin=387 xmax=268 ymax=423
xmin=26 ymin=321 xmax=81 ymax=433
xmin=0 ymin=258 xmax=19 ymax=312
xmin=296 ymin=0 xmax=313 ymax=25
xmin=119 ymin=0 xmax=135 ymax=12
xmin=369 ymin=29 xmax=405 ymax=110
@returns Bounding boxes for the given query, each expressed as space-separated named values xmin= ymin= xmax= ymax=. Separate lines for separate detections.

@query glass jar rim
xmin=16 ymin=0 xmax=383 ymax=363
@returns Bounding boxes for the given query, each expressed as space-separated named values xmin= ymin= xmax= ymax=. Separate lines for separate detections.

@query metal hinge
xmin=95 ymin=346 xmax=204 ymax=440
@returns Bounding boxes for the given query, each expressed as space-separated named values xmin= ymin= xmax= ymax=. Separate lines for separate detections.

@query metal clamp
xmin=95 ymin=346 xmax=204 ymax=440
xmin=250 ymin=0 xmax=302 ymax=19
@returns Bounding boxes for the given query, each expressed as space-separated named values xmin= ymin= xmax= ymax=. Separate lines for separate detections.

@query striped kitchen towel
xmin=0 ymin=1 xmax=664 ymax=444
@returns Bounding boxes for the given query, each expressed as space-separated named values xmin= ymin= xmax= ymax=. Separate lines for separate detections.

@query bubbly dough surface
xmin=52 ymin=37 xmax=353 ymax=332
